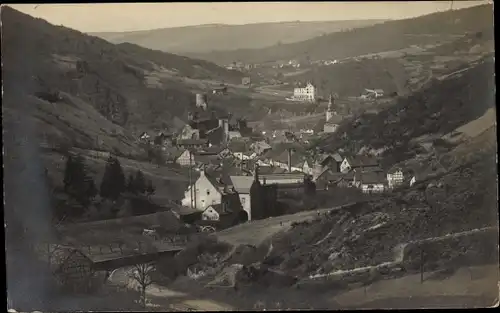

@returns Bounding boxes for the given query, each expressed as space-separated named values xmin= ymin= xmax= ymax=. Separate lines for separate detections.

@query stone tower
xmin=195 ymin=93 xmax=208 ymax=110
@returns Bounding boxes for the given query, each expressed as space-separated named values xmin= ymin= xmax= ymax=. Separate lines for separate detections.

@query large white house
xmin=387 ymin=168 xmax=404 ymax=189
xmin=293 ymin=83 xmax=316 ymax=102
xmin=181 ymin=169 xmax=224 ymax=210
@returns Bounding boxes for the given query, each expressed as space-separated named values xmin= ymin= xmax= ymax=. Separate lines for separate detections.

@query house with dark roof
xmin=387 ymin=166 xmax=404 ymax=189
xmin=229 ymin=140 xmax=254 ymax=160
xmin=201 ymin=194 xmax=247 ymax=228
xmin=315 ymin=152 xmax=344 ymax=172
xmin=340 ymin=155 xmax=380 ymax=173
xmin=314 ymin=167 xmax=361 ymax=190
xmin=197 ymin=145 xmax=231 ymax=159
xmin=258 ymin=173 xmax=305 ymax=186
xmin=171 ymin=116 xmax=187 ymax=135
xmin=193 ymin=153 xmax=220 ymax=168
xmin=251 ymin=141 xmax=272 ymax=156
xmin=357 ymin=171 xmax=387 ymax=193
xmin=176 ymin=138 xmax=209 ymax=150
xmin=271 ymin=150 xmax=304 ymax=172
xmin=229 ymin=168 xmax=278 ymax=221
xmin=165 ymin=147 xmax=194 ymax=166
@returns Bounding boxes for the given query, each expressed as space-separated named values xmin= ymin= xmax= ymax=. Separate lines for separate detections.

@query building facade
xmin=387 ymin=168 xmax=404 ymax=189
xmin=181 ymin=169 xmax=223 ymax=210
xmin=293 ymin=83 xmax=316 ymax=102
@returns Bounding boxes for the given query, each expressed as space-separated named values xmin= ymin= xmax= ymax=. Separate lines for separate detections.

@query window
xmin=206 ymin=189 xmax=210 ymax=195
xmin=241 ymin=197 xmax=246 ymax=204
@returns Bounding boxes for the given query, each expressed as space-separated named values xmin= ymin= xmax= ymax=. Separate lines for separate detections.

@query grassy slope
xmin=286 ymin=58 xmax=409 ymax=97
xmin=91 ymin=20 xmax=387 ymax=54
xmin=192 ymin=4 xmax=493 ymax=64
xmin=1 ymin=6 xmax=246 ymax=141
xmin=316 ymin=57 xmax=495 ymax=168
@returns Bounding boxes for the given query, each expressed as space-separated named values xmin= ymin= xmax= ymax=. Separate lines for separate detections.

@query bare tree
xmin=129 ymin=262 xmax=156 ymax=308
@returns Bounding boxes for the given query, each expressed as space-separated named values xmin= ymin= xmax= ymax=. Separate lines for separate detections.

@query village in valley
xmin=138 ymin=88 xmax=408 ymax=230
xmin=3 ymin=2 xmax=498 ymax=312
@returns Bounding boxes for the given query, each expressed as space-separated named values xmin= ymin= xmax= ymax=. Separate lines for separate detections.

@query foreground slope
xmin=92 ymin=20 xmax=386 ymax=54
xmin=192 ymin=4 xmax=493 ymax=64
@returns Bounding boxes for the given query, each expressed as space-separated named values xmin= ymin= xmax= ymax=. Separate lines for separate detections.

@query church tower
xmin=326 ymin=94 xmax=335 ymax=122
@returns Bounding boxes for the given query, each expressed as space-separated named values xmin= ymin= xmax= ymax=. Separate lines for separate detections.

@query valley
xmin=3 ymin=3 xmax=497 ymax=312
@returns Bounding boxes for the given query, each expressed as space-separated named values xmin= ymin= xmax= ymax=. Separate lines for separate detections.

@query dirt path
xmin=109 ymin=267 xmax=234 ymax=311
xmin=216 ymin=204 xmax=356 ymax=246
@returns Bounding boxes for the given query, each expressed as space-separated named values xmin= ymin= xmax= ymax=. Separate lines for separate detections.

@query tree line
xmin=63 ymin=154 xmax=156 ymax=206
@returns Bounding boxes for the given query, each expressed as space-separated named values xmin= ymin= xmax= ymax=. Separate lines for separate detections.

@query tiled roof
xmin=346 ymin=155 xmax=379 ymax=167
xmin=229 ymin=176 xmax=255 ymax=194
xmin=260 ymin=173 xmax=305 ymax=181
xmin=165 ymin=147 xmax=186 ymax=160
xmin=358 ymin=171 xmax=387 ymax=184
xmin=228 ymin=140 xmax=251 ymax=153
xmin=177 ymin=138 xmax=208 ymax=145
xmin=325 ymin=114 xmax=343 ymax=124
xmin=194 ymin=154 xmax=220 ymax=165
xmin=203 ymin=171 xmax=226 ymax=190
xmin=198 ymin=145 xmax=225 ymax=155
xmin=331 ymin=152 xmax=344 ymax=162
xmin=206 ymin=203 xmax=235 ymax=216
xmin=206 ymin=127 xmax=225 ymax=146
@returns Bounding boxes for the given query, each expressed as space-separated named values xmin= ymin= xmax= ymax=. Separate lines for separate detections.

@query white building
xmin=387 ymin=168 xmax=404 ymax=189
xmin=181 ymin=169 xmax=224 ymax=210
xmin=293 ymin=83 xmax=316 ymax=102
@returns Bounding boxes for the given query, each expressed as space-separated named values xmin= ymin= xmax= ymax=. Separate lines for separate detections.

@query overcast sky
xmin=7 ymin=1 xmax=491 ymax=33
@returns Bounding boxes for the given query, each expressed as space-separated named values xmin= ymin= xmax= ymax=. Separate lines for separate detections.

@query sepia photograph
xmin=2 ymin=1 xmax=498 ymax=311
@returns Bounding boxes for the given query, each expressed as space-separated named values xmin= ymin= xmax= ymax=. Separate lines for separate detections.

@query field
xmin=333 ymin=265 xmax=498 ymax=309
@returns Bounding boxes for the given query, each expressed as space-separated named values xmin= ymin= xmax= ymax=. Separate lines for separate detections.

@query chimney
xmin=287 ymin=148 xmax=292 ymax=173
xmin=254 ymin=164 xmax=260 ymax=182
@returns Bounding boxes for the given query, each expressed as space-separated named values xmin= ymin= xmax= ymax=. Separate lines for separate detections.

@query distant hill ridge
xmin=91 ymin=19 xmax=387 ymax=54
xmin=188 ymin=4 xmax=493 ymax=64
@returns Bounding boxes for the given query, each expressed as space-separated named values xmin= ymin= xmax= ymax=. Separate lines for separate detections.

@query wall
xmin=176 ymin=149 xmax=193 ymax=166
xmin=238 ymin=193 xmax=252 ymax=221
xmin=340 ymin=159 xmax=351 ymax=173
xmin=361 ymin=183 xmax=385 ymax=193
xmin=202 ymin=207 xmax=220 ymax=221
xmin=324 ymin=124 xmax=339 ymax=133
xmin=260 ymin=177 xmax=304 ymax=185
xmin=387 ymin=171 xmax=404 ymax=189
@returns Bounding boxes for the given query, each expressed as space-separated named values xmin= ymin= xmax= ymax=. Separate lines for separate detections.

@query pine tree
xmin=134 ymin=170 xmax=147 ymax=194
xmin=100 ymin=157 xmax=113 ymax=199
xmin=85 ymin=179 xmax=98 ymax=201
xmin=63 ymin=154 xmax=95 ymax=206
xmin=63 ymin=155 xmax=74 ymax=192
xmin=126 ymin=174 xmax=136 ymax=194
xmin=100 ymin=156 xmax=126 ymax=200
xmin=146 ymin=180 xmax=155 ymax=196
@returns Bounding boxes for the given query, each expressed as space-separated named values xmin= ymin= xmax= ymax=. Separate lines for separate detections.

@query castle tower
xmin=195 ymin=93 xmax=208 ymax=110
xmin=326 ymin=94 xmax=335 ymax=122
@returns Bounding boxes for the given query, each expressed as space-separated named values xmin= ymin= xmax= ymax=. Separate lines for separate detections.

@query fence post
xmin=420 ymin=248 xmax=424 ymax=283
